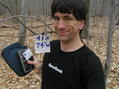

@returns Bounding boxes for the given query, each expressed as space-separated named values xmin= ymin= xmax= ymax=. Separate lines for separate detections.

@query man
xmin=28 ymin=0 xmax=106 ymax=89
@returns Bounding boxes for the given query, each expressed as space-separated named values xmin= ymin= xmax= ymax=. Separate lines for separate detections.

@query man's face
xmin=53 ymin=12 xmax=84 ymax=42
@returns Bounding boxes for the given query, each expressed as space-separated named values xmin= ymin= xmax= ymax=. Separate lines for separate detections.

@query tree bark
xmin=18 ymin=0 xmax=28 ymax=44
xmin=81 ymin=0 xmax=91 ymax=39
xmin=104 ymin=0 xmax=118 ymax=83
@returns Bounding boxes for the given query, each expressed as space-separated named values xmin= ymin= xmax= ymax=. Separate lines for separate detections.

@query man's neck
xmin=60 ymin=39 xmax=84 ymax=52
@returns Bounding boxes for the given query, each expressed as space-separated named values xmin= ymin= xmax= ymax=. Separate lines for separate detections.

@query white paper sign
xmin=35 ymin=33 xmax=50 ymax=53
xmin=23 ymin=49 xmax=32 ymax=60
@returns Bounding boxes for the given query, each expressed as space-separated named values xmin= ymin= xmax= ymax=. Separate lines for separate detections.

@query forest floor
xmin=0 ymin=17 xmax=119 ymax=89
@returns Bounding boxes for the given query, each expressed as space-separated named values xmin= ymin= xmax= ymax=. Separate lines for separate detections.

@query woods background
xmin=0 ymin=0 xmax=119 ymax=89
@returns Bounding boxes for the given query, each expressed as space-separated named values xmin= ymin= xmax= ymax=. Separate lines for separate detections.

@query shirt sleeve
xmin=81 ymin=53 xmax=106 ymax=89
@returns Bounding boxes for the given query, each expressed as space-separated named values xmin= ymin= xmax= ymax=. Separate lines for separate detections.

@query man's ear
xmin=79 ymin=20 xmax=85 ymax=30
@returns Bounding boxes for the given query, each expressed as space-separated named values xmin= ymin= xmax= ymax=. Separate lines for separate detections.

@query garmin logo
xmin=48 ymin=63 xmax=63 ymax=74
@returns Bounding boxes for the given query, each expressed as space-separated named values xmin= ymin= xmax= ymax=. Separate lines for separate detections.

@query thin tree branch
xmin=0 ymin=23 xmax=53 ymax=29
xmin=0 ymin=1 xmax=36 ymax=35
xmin=0 ymin=30 xmax=54 ymax=37
xmin=0 ymin=2 xmax=55 ymax=35
xmin=0 ymin=15 xmax=54 ymax=33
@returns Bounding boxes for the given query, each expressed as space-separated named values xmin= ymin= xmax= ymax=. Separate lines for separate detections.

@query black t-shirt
xmin=41 ymin=40 xmax=106 ymax=89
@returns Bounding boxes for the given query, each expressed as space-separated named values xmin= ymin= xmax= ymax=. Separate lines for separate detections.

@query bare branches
xmin=0 ymin=15 xmax=54 ymax=33
xmin=0 ymin=2 xmax=54 ymax=35
xmin=0 ymin=1 xmax=36 ymax=35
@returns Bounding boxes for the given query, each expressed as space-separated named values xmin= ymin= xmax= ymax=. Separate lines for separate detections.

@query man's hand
xmin=27 ymin=57 xmax=42 ymax=74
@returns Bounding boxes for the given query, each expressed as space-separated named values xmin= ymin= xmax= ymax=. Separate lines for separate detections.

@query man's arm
xmin=81 ymin=53 xmax=106 ymax=89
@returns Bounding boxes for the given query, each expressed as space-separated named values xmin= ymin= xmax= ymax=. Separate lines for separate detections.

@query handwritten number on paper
xmin=35 ymin=33 xmax=50 ymax=53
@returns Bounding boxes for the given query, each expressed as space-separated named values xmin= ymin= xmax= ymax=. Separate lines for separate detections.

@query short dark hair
xmin=51 ymin=0 xmax=88 ymax=21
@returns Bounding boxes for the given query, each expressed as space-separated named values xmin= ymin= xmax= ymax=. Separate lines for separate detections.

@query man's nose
xmin=57 ymin=20 xmax=66 ymax=29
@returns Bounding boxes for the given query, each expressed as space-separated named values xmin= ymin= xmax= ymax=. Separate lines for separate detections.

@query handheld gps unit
xmin=18 ymin=48 xmax=34 ymax=73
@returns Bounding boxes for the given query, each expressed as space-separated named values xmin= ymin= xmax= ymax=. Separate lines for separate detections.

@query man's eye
xmin=54 ymin=16 xmax=59 ymax=20
xmin=65 ymin=17 xmax=73 ymax=21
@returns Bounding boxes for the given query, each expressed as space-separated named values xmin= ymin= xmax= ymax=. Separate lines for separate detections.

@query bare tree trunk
xmin=116 ymin=16 xmax=119 ymax=25
xmin=19 ymin=0 xmax=28 ymax=44
xmin=104 ymin=0 xmax=118 ymax=83
xmin=81 ymin=0 xmax=91 ymax=39
xmin=99 ymin=0 xmax=104 ymax=17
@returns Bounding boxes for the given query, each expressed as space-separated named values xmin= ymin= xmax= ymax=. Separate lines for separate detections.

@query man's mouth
xmin=58 ymin=31 xmax=68 ymax=36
